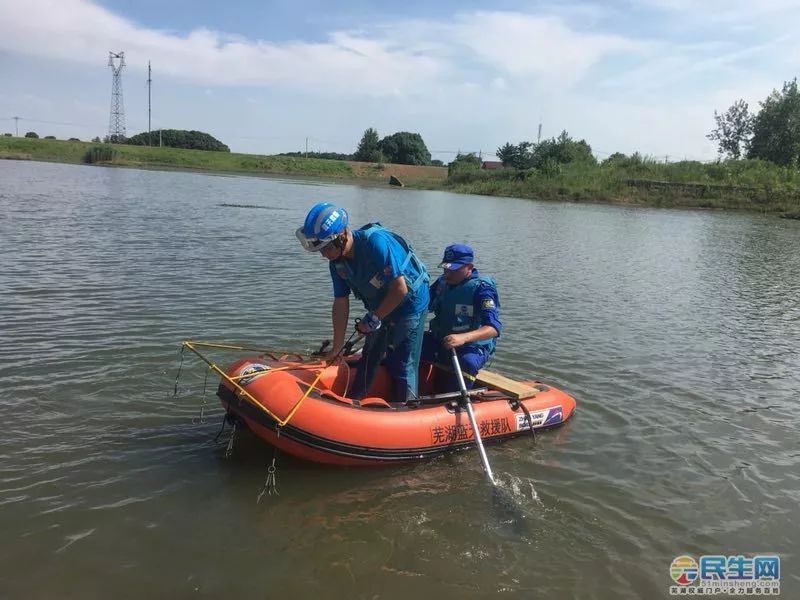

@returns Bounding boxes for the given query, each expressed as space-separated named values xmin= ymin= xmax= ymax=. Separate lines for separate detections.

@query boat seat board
xmin=474 ymin=369 xmax=538 ymax=399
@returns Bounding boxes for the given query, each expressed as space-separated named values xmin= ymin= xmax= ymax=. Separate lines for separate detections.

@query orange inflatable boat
xmin=212 ymin=349 xmax=577 ymax=466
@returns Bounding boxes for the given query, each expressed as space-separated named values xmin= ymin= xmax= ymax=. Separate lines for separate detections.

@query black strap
xmin=518 ymin=400 xmax=537 ymax=443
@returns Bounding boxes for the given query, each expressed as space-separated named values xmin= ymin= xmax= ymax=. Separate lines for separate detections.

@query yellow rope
xmin=276 ymin=368 xmax=326 ymax=427
xmin=181 ymin=341 xmax=328 ymax=429
xmin=185 ymin=340 xmax=315 ymax=358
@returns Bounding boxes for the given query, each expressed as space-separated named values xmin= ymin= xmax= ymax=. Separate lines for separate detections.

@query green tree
xmin=68 ymin=137 xmax=80 ymax=141
xmin=126 ymin=129 xmax=230 ymax=151
xmin=496 ymin=142 xmax=518 ymax=167
xmin=531 ymin=131 xmax=596 ymax=168
xmin=24 ymin=131 xmax=39 ymax=138
xmin=44 ymin=135 xmax=56 ymax=140
xmin=379 ymin=132 xmax=431 ymax=165
xmin=92 ymin=136 xmax=101 ymax=143
xmin=707 ymin=99 xmax=753 ymax=159
xmin=747 ymin=79 xmax=800 ymax=166
xmin=3 ymin=133 xmax=12 ymax=137
xmin=447 ymin=152 xmax=481 ymax=176
xmin=354 ymin=127 xmax=382 ymax=162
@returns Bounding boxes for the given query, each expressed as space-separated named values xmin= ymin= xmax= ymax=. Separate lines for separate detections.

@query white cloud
xmin=451 ymin=11 xmax=640 ymax=86
xmin=1 ymin=0 xmax=797 ymax=159
xmin=0 ymin=0 xmax=643 ymax=97
xmin=0 ymin=0 xmax=444 ymax=96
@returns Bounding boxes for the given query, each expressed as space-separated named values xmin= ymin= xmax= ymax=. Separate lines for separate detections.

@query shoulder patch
xmin=482 ymin=298 xmax=496 ymax=309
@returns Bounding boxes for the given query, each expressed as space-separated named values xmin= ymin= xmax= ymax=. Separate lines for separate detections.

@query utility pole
xmin=537 ymin=120 xmax=542 ymax=144
xmin=147 ymin=61 xmax=152 ymax=146
xmin=13 ymin=116 xmax=19 ymax=137
xmin=305 ymin=137 xmax=308 ymax=158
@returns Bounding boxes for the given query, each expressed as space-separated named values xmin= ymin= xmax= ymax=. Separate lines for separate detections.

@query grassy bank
xmin=0 ymin=136 xmax=353 ymax=177
xmin=0 ymin=137 xmax=448 ymax=185
xmin=3 ymin=137 xmax=800 ymax=215
xmin=444 ymin=158 xmax=800 ymax=214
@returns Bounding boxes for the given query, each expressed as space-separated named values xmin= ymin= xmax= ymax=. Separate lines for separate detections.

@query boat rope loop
xmin=257 ymin=448 xmax=280 ymax=502
xmin=225 ymin=420 xmax=238 ymax=459
xmin=192 ymin=366 xmax=211 ymax=424
xmin=173 ymin=344 xmax=186 ymax=398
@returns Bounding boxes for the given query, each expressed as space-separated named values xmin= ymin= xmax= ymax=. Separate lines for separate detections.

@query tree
xmin=68 ymin=137 xmax=80 ymax=142
xmin=495 ymin=132 xmax=595 ymax=171
xmin=354 ymin=127 xmax=382 ymax=162
xmin=24 ymin=131 xmax=39 ymax=138
xmin=92 ymin=136 xmax=101 ymax=143
xmin=44 ymin=135 xmax=56 ymax=140
xmin=707 ymin=99 xmax=753 ymax=159
xmin=126 ymin=129 xmax=230 ymax=151
xmin=494 ymin=141 xmax=534 ymax=169
xmin=747 ymin=79 xmax=800 ymax=166
xmin=496 ymin=142 xmax=518 ymax=167
xmin=2 ymin=133 xmax=12 ymax=137
xmin=531 ymin=131 xmax=596 ymax=168
xmin=447 ymin=152 xmax=481 ymax=176
xmin=379 ymin=132 xmax=431 ymax=165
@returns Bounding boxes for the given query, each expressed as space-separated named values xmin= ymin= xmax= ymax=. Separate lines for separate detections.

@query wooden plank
xmin=474 ymin=369 xmax=538 ymax=399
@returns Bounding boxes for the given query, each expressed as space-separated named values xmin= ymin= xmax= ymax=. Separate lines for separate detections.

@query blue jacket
xmin=429 ymin=268 xmax=501 ymax=352
xmin=330 ymin=223 xmax=429 ymax=319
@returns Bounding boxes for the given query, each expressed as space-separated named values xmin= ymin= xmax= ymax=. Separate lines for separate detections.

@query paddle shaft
xmin=450 ymin=348 xmax=496 ymax=486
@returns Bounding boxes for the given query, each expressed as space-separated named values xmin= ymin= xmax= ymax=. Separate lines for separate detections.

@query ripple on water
xmin=1 ymin=161 xmax=799 ymax=598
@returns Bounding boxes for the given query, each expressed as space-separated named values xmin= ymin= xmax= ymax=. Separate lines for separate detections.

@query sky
xmin=0 ymin=0 xmax=798 ymax=161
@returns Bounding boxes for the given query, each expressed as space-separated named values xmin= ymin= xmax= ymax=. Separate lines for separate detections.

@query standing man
xmin=422 ymin=243 xmax=501 ymax=392
xmin=296 ymin=202 xmax=429 ymax=404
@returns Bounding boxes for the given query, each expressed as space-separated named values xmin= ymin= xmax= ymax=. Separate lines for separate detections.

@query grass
xmin=3 ymin=136 xmax=799 ymax=215
xmin=444 ymin=158 xmax=800 ymax=214
xmin=0 ymin=136 xmax=354 ymax=178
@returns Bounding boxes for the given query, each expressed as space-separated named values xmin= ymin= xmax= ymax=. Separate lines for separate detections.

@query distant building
xmin=481 ymin=161 xmax=504 ymax=170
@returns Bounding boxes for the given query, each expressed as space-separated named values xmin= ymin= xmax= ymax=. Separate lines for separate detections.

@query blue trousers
xmin=349 ymin=311 xmax=427 ymax=404
xmin=421 ymin=331 xmax=491 ymax=392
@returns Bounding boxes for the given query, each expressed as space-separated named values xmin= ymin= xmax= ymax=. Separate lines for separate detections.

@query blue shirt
xmin=330 ymin=228 xmax=429 ymax=319
xmin=429 ymin=268 xmax=502 ymax=336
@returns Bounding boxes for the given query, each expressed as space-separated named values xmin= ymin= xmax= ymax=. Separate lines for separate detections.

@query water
xmin=1 ymin=160 xmax=798 ymax=598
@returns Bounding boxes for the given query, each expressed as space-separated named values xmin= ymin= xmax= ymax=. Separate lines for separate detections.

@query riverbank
xmin=3 ymin=137 xmax=800 ymax=214
xmin=0 ymin=137 xmax=447 ymax=187
xmin=444 ymin=159 xmax=800 ymax=215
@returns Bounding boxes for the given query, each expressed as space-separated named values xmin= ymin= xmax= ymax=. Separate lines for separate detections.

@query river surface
xmin=1 ymin=160 xmax=798 ymax=599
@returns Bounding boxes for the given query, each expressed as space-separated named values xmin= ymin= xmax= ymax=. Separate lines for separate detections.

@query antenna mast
xmin=147 ymin=61 xmax=152 ymax=146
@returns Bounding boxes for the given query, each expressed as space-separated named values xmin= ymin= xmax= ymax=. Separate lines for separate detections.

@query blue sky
xmin=1 ymin=0 xmax=798 ymax=161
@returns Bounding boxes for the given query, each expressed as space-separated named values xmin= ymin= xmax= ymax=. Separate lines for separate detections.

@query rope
xmin=185 ymin=340 xmax=314 ymax=360
xmin=180 ymin=341 xmax=328 ymax=429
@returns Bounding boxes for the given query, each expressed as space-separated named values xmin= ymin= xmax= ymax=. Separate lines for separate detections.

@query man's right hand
xmin=323 ymin=347 xmax=343 ymax=364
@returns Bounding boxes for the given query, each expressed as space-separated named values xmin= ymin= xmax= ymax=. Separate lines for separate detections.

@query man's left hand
xmin=356 ymin=311 xmax=382 ymax=334
xmin=442 ymin=333 xmax=467 ymax=349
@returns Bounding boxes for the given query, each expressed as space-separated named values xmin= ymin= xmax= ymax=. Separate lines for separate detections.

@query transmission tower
xmin=107 ymin=51 xmax=126 ymax=140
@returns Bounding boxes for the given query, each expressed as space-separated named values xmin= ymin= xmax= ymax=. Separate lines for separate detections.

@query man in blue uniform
xmin=422 ymin=243 xmax=501 ymax=392
xmin=296 ymin=202 xmax=429 ymax=404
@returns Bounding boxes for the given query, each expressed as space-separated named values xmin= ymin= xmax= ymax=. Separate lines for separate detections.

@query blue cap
xmin=439 ymin=243 xmax=474 ymax=270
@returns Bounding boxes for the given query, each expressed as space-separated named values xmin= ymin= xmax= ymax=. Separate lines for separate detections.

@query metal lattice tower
xmin=107 ymin=51 xmax=126 ymax=140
